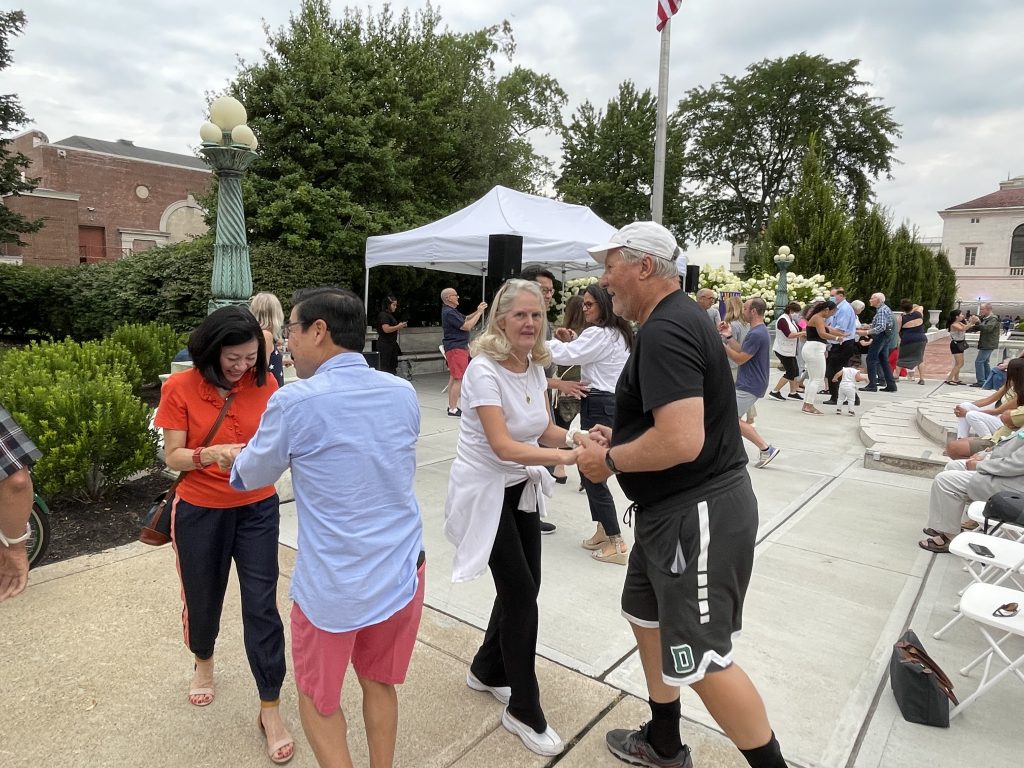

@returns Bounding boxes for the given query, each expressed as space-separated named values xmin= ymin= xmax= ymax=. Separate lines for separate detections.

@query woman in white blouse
xmin=548 ymin=284 xmax=633 ymax=564
xmin=443 ymin=279 xmax=580 ymax=757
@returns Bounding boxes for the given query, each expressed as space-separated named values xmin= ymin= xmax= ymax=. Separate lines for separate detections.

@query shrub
xmin=110 ymin=323 xmax=184 ymax=386
xmin=0 ymin=338 xmax=154 ymax=500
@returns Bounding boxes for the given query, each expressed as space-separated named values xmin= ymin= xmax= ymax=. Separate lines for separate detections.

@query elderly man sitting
xmin=920 ymin=428 xmax=1024 ymax=553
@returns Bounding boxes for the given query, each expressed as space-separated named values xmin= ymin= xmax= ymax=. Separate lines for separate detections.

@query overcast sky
xmin=6 ymin=1 xmax=1023 ymax=265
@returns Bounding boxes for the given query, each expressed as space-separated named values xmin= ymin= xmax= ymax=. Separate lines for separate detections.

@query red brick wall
xmin=2 ymin=193 xmax=80 ymax=265
xmin=9 ymin=131 xmax=212 ymax=264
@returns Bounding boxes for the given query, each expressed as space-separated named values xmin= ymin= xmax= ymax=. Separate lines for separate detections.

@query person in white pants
xmin=945 ymin=359 xmax=1024 ymax=459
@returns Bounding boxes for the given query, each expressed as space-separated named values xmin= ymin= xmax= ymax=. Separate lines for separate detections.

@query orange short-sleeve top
xmin=155 ymin=367 xmax=278 ymax=508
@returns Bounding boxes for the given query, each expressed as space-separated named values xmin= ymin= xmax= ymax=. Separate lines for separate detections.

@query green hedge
xmin=0 ymin=339 xmax=154 ymax=500
xmin=110 ymin=323 xmax=185 ymax=386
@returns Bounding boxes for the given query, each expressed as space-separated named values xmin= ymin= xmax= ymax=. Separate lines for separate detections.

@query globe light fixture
xmin=773 ymin=245 xmax=796 ymax=321
xmin=198 ymin=97 xmax=260 ymax=313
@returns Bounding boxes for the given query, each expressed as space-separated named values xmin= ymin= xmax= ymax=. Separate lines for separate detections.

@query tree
xmin=556 ymin=80 xmax=685 ymax=234
xmin=226 ymin=0 xmax=565 ymax=296
xmin=848 ymin=202 xmax=894 ymax=301
xmin=745 ymin=136 xmax=853 ymax=286
xmin=0 ymin=10 xmax=43 ymax=246
xmin=674 ymin=52 xmax=901 ymax=245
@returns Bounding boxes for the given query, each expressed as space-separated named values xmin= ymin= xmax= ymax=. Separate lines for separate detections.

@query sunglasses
xmin=993 ymin=602 xmax=1019 ymax=618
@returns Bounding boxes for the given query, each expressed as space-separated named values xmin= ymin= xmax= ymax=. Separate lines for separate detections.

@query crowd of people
xmin=7 ymin=218 xmax=1024 ymax=768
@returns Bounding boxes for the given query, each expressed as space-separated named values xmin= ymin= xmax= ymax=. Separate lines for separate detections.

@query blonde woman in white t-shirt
xmin=443 ymin=279 xmax=581 ymax=758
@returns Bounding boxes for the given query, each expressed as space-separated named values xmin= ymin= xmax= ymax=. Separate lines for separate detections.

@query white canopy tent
xmin=363 ymin=186 xmax=617 ymax=307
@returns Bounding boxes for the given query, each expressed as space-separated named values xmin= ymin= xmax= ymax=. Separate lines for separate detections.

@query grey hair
xmin=872 ymin=292 xmax=886 ymax=303
xmin=617 ymin=246 xmax=679 ymax=280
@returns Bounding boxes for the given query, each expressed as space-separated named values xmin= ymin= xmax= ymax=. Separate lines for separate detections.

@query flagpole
xmin=652 ymin=20 xmax=671 ymax=224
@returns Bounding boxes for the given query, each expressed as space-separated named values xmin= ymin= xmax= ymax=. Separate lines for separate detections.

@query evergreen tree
xmin=849 ymin=202 xmax=894 ymax=301
xmin=0 ymin=10 xmax=43 ymax=246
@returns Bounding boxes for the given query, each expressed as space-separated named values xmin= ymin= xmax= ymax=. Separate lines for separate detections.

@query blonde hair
xmin=723 ymin=296 xmax=744 ymax=323
xmin=470 ymin=279 xmax=552 ymax=367
xmin=249 ymin=292 xmax=284 ymax=336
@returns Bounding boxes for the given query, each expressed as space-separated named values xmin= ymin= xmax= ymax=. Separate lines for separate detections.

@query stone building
xmin=939 ymin=176 xmax=1024 ymax=304
xmin=1 ymin=129 xmax=211 ymax=266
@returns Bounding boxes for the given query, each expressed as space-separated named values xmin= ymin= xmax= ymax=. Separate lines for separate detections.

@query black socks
xmin=646 ymin=698 xmax=684 ymax=758
xmin=740 ymin=732 xmax=788 ymax=768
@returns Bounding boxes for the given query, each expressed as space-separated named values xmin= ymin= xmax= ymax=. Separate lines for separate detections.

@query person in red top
xmin=154 ymin=306 xmax=294 ymax=765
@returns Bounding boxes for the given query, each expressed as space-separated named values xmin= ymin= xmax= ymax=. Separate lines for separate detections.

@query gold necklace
xmin=507 ymin=353 xmax=532 ymax=403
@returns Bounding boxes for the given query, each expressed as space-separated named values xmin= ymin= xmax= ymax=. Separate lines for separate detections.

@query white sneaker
xmin=501 ymin=708 xmax=564 ymax=756
xmin=755 ymin=446 xmax=780 ymax=468
xmin=466 ymin=671 xmax=511 ymax=704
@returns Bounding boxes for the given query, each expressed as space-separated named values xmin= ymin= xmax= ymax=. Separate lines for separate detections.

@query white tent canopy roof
xmin=364 ymin=185 xmax=616 ymax=279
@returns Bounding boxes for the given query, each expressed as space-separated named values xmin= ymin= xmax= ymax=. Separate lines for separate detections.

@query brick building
xmin=1 ymin=129 xmax=211 ymax=266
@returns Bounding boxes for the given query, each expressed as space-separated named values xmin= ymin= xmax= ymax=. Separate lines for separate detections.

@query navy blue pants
xmin=171 ymin=493 xmax=285 ymax=702
xmin=580 ymin=391 xmax=620 ymax=536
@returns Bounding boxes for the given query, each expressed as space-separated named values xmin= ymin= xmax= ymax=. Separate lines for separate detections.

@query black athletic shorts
xmin=621 ymin=469 xmax=757 ymax=686
xmin=774 ymin=352 xmax=799 ymax=380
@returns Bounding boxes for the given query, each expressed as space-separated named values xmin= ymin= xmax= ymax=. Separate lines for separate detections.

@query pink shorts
xmin=445 ymin=348 xmax=470 ymax=380
xmin=291 ymin=563 xmax=425 ymax=716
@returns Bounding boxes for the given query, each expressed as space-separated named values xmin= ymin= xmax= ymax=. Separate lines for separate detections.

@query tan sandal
xmin=801 ymin=405 xmax=823 ymax=415
xmin=581 ymin=525 xmax=607 ymax=551
xmin=592 ymin=535 xmax=628 ymax=565
xmin=258 ymin=709 xmax=295 ymax=765
xmin=189 ymin=660 xmax=214 ymax=707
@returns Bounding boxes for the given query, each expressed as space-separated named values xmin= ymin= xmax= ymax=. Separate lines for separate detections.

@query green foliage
xmin=674 ymin=52 xmax=900 ymax=245
xmin=0 ymin=341 xmax=155 ymax=500
xmin=224 ymin=0 xmax=565 ymax=291
xmin=109 ymin=323 xmax=183 ymax=386
xmin=746 ymin=137 xmax=853 ymax=286
xmin=848 ymin=203 xmax=894 ymax=301
xmin=556 ymin=80 xmax=685 ymax=234
xmin=0 ymin=10 xmax=43 ymax=245
xmin=934 ymin=251 xmax=958 ymax=323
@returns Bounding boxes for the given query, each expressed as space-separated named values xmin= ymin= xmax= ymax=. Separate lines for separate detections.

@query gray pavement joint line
xmin=842 ymin=553 xmax=938 ymax=768
xmin=545 ymin=691 xmax=627 ymax=766
xmin=764 ymin=541 xmax=921 ymax=579
xmin=754 ymin=470 xmax=847 ymax=547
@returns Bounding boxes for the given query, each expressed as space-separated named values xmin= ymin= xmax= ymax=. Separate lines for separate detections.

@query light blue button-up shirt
xmin=831 ymin=299 xmax=857 ymax=344
xmin=230 ymin=353 xmax=423 ymax=633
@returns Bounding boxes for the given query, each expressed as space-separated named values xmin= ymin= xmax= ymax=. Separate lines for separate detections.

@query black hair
xmin=806 ymin=300 xmax=834 ymax=321
xmin=1008 ymin=358 xmax=1024 ymax=408
xmin=584 ymin=284 xmax=634 ymax=351
xmin=188 ymin=305 xmax=268 ymax=389
xmin=519 ymin=265 xmax=556 ymax=284
xmin=381 ymin=294 xmax=398 ymax=311
xmin=849 ymin=355 xmax=863 ymax=368
xmin=947 ymin=309 xmax=963 ymax=329
xmin=899 ymin=299 xmax=914 ymax=313
xmin=785 ymin=301 xmax=801 ymax=314
xmin=292 ymin=287 xmax=366 ymax=351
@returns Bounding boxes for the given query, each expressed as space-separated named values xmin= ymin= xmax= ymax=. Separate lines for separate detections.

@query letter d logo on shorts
xmin=670 ymin=644 xmax=695 ymax=675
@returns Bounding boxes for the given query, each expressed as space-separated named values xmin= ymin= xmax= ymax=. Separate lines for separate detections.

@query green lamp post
xmin=199 ymin=96 xmax=259 ymax=314
xmin=773 ymin=245 xmax=795 ymax=321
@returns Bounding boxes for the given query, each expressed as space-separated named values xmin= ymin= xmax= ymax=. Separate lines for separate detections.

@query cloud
xmin=6 ymin=0 xmax=1022 ymax=245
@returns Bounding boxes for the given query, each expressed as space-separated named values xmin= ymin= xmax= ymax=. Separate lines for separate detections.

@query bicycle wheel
xmin=27 ymin=500 xmax=50 ymax=568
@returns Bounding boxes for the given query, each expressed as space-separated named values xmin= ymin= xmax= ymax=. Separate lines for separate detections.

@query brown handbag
xmin=139 ymin=394 xmax=236 ymax=546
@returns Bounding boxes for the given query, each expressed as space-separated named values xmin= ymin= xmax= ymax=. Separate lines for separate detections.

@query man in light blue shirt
xmin=226 ymin=287 xmax=424 ymax=768
xmin=824 ymin=287 xmax=860 ymax=405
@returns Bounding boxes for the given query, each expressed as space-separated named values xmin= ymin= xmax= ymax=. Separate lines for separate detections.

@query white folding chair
xmin=933 ymin=532 xmax=1024 ymax=639
xmin=949 ymin=582 xmax=1024 ymax=718
xmin=967 ymin=500 xmax=1024 ymax=542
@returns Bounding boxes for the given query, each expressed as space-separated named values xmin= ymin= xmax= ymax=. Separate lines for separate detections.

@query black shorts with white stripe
xmin=620 ymin=468 xmax=757 ymax=687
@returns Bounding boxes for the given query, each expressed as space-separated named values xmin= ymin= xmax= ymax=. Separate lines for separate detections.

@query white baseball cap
xmin=587 ymin=221 xmax=680 ymax=264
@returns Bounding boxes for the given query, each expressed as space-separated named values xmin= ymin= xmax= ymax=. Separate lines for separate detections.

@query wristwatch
xmin=605 ymin=449 xmax=622 ymax=475
xmin=0 ymin=523 xmax=31 ymax=547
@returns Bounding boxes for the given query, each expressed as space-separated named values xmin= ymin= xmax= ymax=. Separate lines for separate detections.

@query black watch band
xmin=605 ymin=449 xmax=622 ymax=475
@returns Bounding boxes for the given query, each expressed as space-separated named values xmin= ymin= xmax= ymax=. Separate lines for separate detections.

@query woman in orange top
xmin=154 ymin=306 xmax=294 ymax=765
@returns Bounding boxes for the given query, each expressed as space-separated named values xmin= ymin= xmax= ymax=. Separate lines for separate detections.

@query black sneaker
xmin=606 ymin=723 xmax=692 ymax=768
xmin=822 ymin=399 xmax=837 ymax=406
xmin=540 ymin=521 xmax=556 ymax=534
xmin=787 ymin=393 xmax=803 ymax=400
xmin=881 ymin=386 xmax=898 ymax=392
xmin=447 ymin=408 xmax=462 ymax=417
xmin=768 ymin=391 xmax=785 ymax=401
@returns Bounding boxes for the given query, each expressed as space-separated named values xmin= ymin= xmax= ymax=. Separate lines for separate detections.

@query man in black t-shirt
xmin=578 ymin=222 xmax=789 ymax=768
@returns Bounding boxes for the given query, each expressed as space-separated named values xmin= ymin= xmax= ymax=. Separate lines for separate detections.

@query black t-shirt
xmin=612 ymin=290 xmax=747 ymax=505
xmin=377 ymin=311 xmax=399 ymax=344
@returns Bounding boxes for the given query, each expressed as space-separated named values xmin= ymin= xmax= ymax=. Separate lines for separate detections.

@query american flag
xmin=656 ymin=0 xmax=682 ymax=31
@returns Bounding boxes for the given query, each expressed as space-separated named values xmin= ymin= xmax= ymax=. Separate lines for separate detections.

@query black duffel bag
xmin=982 ymin=491 xmax=1024 ymax=533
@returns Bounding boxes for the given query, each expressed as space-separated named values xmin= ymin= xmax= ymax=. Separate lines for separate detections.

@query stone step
xmin=858 ymin=390 xmax=967 ymax=478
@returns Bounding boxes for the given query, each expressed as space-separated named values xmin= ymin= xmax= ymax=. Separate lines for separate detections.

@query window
xmin=970 ymin=217 xmax=981 ymax=224
xmin=964 ymin=246 xmax=977 ymax=266
xmin=1011 ymin=224 xmax=1024 ymax=268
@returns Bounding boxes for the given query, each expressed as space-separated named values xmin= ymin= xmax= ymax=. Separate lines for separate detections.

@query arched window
xmin=1011 ymin=223 xmax=1024 ymax=267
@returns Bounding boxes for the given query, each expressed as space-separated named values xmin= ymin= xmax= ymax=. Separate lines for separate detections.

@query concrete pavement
xmin=2 ymin=370 xmax=1021 ymax=768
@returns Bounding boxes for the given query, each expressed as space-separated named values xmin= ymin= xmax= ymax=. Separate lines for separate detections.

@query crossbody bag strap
xmin=164 ymin=392 xmax=238 ymax=495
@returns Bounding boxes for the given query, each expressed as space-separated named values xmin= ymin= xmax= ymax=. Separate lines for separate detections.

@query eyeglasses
xmin=539 ymin=287 xmax=555 ymax=296
xmin=582 ymin=301 xmax=596 ymax=309
xmin=993 ymin=602 xmax=1019 ymax=617
xmin=282 ymin=320 xmax=305 ymax=338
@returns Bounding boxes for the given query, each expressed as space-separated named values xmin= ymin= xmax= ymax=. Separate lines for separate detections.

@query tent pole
xmin=363 ymin=266 xmax=370 ymax=314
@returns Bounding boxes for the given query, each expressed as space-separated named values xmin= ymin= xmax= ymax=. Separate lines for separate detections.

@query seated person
xmin=921 ymin=427 xmax=1024 ymax=553
xmin=945 ymin=358 xmax=1024 ymax=459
